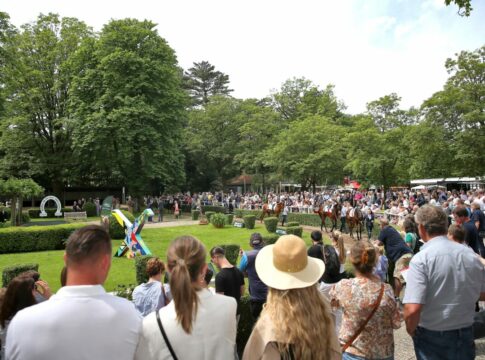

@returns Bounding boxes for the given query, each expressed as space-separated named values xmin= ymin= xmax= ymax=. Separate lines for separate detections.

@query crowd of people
xmin=0 ymin=186 xmax=484 ymax=359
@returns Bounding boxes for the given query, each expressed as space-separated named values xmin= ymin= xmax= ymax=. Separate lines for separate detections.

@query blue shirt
xmin=239 ymin=248 xmax=267 ymax=302
xmin=403 ymin=236 xmax=485 ymax=331
xmin=132 ymin=281 xmax=171 ymax=317
xmin=378 ymin=226 xmax=413 ymax=263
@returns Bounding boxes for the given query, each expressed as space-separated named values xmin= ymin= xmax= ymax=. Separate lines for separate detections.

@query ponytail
xmin=167 ymin=236 xmax=206 ymax=333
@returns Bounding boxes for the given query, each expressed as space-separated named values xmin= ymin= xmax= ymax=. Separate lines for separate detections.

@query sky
xmin=3 ymin=0 xmax=485 ymax=113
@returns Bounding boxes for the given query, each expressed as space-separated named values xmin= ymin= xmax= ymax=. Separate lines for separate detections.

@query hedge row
xmin=243 ymin=215 xmax=256 ymax=230
xmin=0 ymin=209 xmax=30 ymax=223
xmin=220 ymin=244 xmax=240 ymax=265
xmin=234 ymin=209 xmax=261 ymax=218
xmin=287 ymin=213 xmax=323 ymax=227
xmin=264 ymin=217 xmax=278 ymax=233
xmin=202 ymin=205 xmax=227 ymax=214
xmin=27 ymin=208 xmax=72 ymax=219
xmin=2 ymin=263 xmax=39 ymax=287
xmin=0 ymin=224 xmax=85 ymax=254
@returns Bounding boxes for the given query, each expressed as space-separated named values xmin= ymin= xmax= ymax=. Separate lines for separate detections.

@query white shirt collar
xmin=55 ymin=285 xmax=107 ymax=298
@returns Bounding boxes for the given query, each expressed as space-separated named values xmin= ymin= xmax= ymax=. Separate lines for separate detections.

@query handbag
xmin=342 ymin=283 xmax=384 ymax=352
xmin=156 ymin=310 xmax=179 ymax=360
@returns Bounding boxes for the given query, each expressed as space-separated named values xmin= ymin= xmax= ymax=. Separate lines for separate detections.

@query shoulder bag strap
xmin=156 ymin=310 xmax=179 ymax=360
xmin=161 ymin=284 xmax=170 ymax=306
xmin=342 ymin=283 xmax=385 ymax=352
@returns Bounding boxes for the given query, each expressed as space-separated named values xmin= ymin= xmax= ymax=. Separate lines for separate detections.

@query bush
xmin=211 ymin=213 xmax=226 ymax=228
xmin=2 ymin=209 xmax=30 ymax=223
xmin=202 ymin=205 xmax=226 ymax=214
xmin=243 ymin=215 xmax=256 ymax=230
xmin=285 ymin=226 xmax=303 ymax=237
xmin=83 ymin=202 xmax=97 ymax=217
xmin=287 ymin=221 xmax=300 ymax=227
xmin=237 ymin=295 xmax=256 ymax=356
xmin=0 ymin=224 xmax=84 ymax=254
xmin=225 ymin=214 xmax=234 ymax=225
xmin=134 ymin=255 xmax=154 ymax=285
xmin=220 ymin=244 xmax=240 ymax=265
xmin=205 ymin=211 xmax=215 ymax=222
xmin=262 ymin=234 xmax=280 ymax=245
xmin=108 ymin=210 xmax=136 ymax=239
xmin=28 ymin=208 xmax=72 ymax=219
xmin=234 ymin=209 xmax=261 ymax=218
xmin=288 ymin=213 xmax=322 ymax=227
xmin=263 ymin=217 xmax=278 ymax=233
xmin=191 ymin=210 xmax=200 ymax=220
xmin=2 ymin=263 xmax=39 ymax=287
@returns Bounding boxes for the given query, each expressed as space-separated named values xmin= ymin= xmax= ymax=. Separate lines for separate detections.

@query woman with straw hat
xmin=243 ymin=235 xmax=341 ymax=360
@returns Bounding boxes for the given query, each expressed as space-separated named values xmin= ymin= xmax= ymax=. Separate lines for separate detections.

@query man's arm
xmin=404 ymin=303 xmax=422 ymax=337
xmin=238 ymin=251 xmax=248 ymax=273
xmin=215 ymin=274 xmax=224 ymax=295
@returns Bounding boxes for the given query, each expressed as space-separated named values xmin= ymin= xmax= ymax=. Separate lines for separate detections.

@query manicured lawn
xmin=0 ymin=223 xmax=317 ymax=293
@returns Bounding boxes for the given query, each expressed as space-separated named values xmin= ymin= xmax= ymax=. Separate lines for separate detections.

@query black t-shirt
xmin=378 ymin=226 xmax=413 ymax=263
xmin=464 ymin=220 xmax=480 ymax=254
xmin=215 ymin=267 xmax=245 ymax=315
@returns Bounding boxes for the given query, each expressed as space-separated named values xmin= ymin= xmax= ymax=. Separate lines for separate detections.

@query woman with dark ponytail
xmin=330 ymin=242 xmax=401 ymax=360
xmin=135 ymin=236 xmax=237 ymax=360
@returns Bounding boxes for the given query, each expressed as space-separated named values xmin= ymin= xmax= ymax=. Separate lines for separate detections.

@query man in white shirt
xmin=6 ymin=225 xmax=142 ymax=360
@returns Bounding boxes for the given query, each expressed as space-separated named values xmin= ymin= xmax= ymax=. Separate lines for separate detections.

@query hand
xmin=239 ymin=248 xmax=244 ymax=256
xmin=35 ymin=280 xmax=52 ymax=299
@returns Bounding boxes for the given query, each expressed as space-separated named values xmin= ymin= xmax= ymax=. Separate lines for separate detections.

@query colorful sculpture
xmin=113 ymin=209 xmax=153 ymax=258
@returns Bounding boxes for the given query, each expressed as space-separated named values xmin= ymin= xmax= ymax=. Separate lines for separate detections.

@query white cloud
xmin=2 ymin=0 xmax=485 ymax=113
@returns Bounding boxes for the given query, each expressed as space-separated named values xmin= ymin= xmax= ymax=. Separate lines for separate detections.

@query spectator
xmin=404 ymin=205 xmax=485 ymax=360
xmin=331 ymin=231 xmax=347 ymax=276
xmin=330 ymin=242 xmax=401 ymax=360
xmin=135 ymin=236 xmax=237 ymax=360
xmin=18 ymin=270 xmax=51 ymax=303
xmin=403 ymin=217 xmax=418 ymax=251
xmin=453 ymin=206 xmax=482 ymax=256
xmin=5 ymin=225 xmax=142 ymax=360
xmin=0 ymin=276 xmax=37 ymax=360
xmin=243 ymin=235 xmax=341 ymax=359
xmin=365 ymin=208 xmax=375 ymax=240
xmin=201 ymin=267 xmax=215 ymax=293
xmin=132 ymin=258 xmax=171 ymax=316
xmin=340 ymin=202 xmax=348 ymax=233
xmin=157 ymin=197 xmax=164 ymax=223
xmin=374 ymin=246 xmax=389 ymax=283
xmin=239 ymin=233 xmax=268 ymax=319
xmin=447 ymin=224 xmax=466 ymax=244
xmin=211 ymin=246 xmax=245 ymax=320
xmin=374 ymin=218 xmax=413 ymax=300
xmin=471 ymin=202 xmax=485 ymax=254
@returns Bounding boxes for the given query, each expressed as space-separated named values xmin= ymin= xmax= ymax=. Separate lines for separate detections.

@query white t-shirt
xmin=135 ymin=289 xmax=237 ymax=360
xmin=6 ymin=285 xmax=142 ymax=360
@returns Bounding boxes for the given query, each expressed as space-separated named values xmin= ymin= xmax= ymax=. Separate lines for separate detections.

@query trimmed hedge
xmin=262 ymin=234 xmax=280 ymax=245
xmin=243 ymin=215 xmax=256 ymax=230
xmin=285 ymin=226 xmax=303 ymax=237
xmin=2 ymin=263 xmax=39 ymax=287
xmin=264 ymin=217 xmax=278 ymax=233
xmin=202 ymin=205 xmax=227 ymax=214
xmin=84 ymin=202 xmax=97 ymax=217
xmin=28 ymin=208 xmax=72 ymax=219
xmin=0 ymin=224 xmax=84 ymax=254
xmin=2 ymin=209 xmax=30 ymax=223
xmin=108 ymin=210 xmax=135 ymax=239
xmin=236 ymin=295 xmax=256 ymax=356
xmin=211 ymin=213 xmax=226 ymax=228
xmin=220 ymin=244 xmax=240 ymax=265
xmin=225 ymin=214 xmax=234 ymax=225
xmin=205 ymin=211 xmax=215 ymax=222
xmin=234 ymin=209 xmax=261 ymax=218
xmin=191 ymin=210 xmax=200 ymax=220
xmin=134 ymin=255 xmax=154 ymax=285
xmin=287 ymin=221 xmax=300 ymax=227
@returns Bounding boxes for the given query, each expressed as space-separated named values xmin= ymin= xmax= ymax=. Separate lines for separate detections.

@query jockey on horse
xmin=346 ymin=201 xmax=364 ymax=240
xmin=314 ymin=199 xmax=341 ymax=232
xmin=260 ymin=195 xmax=284 ymax=223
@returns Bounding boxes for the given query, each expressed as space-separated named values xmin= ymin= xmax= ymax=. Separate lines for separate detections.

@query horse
xmin=346 ymin=207 xmax=364 ymax=241
xmin=260 ymin=202 xmax=284 ymax=223
xmin=315 ymin=203 xmax=341 ymax=232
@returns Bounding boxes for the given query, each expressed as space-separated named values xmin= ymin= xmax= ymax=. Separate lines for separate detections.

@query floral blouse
xmin=329 ymin=277 xmax=402 ymax=359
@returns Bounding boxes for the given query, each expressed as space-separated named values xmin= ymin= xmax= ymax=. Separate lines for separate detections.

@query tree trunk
xmin=10 ymin=195 xmax=17 ymax=226
xmin=17 ymin=196 xmax=23 ymax=226
xmin=51 ymin=179 xmax=64 ymax=205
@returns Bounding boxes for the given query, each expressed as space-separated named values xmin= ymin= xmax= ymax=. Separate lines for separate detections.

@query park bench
xmin=64 ymin=212 xmax=87 ymax=222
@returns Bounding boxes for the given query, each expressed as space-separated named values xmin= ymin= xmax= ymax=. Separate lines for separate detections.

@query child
xmin=447 ymin=224 xmax=465 ymax=244
xmin=374 ymin=246 xmax=388 ymax=283
xmin=331 ymin=231 xmax=346 ymax=276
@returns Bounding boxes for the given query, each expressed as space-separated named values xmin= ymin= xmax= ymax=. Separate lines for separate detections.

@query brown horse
xmin=260 ymin=202 xmax=284 ymax=223
xmin=315 ymin=203 xmax=341 ymax=232
xmin=347 ymin=207 xmax=364 ymax=241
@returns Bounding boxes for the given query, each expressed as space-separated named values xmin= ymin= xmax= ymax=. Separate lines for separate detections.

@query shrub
xmin=243 ymin=215 xmax=256 ymax=230
xmin=285 ymin=226 xmax=303 ymax=237
xmin=2 ymin=209 xmax=30 ymax=223
xmin=287 ymin=221 xmax=300 ymax=227
xmin=288 ymin=213 xmax=322 ymax=227
xmin=263 ymin=217 xmax=278 ymax=233
xmin=236 ymin=295 xmax=256 ymax=356
xmin=205 ymin=211 xmax=215 ymax=222
xmin=234 ymin=209 xmax=261 ymax=218
xmin=108 ymin=210 xmax=136 ymax=239
xmin=191 ymin=210 xmax=200 ymax=220
xmin=220 ymin=244 xmax=240 ymax=265
xmin=83 ymin=202 xmax=97 ymax=217
xmin=202 ymin=205 xmax=226 ymax=214
xmin=134 ymin=255 xmax=154 ymax=285
xmin=225 ymin=214 xmax=234 ymax=225
xmin=113 ymin=284 xmax=136 ymax=300
xmin=28 ymin=208 xmax=72 ymax=219
xmin=262 ymin=234 xmax=280 ymax=245
xmin=0 ymin=224 xmax=84 ymax=254
xmin=2 ymin=263 xmax=39 ymax=287
xmin=211 ymin=213 xmax=226 ymax=228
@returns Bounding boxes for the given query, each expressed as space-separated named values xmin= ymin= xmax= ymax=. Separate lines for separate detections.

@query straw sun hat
xmin=256 ymin=235 xmax=325 ymax=290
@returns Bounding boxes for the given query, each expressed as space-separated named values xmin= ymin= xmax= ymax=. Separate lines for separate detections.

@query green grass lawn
xmin=0 ymin=222 xmax=318 ymax=293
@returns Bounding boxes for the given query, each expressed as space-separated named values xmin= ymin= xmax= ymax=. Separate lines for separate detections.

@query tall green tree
xmin=0 ymin=14 xmax=92 ymax=196
xmin=0 ymin=178 xmax=43 ymax=225
xmin=444 ymin=0 xmax=473 ymax=16
xmin=70 ymin=19 xmax=187 ymax=196
xmin=183 ymin=61 xmax=233 ymax=106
